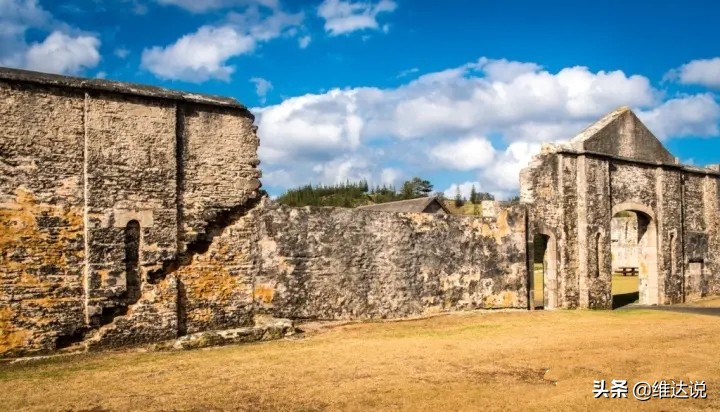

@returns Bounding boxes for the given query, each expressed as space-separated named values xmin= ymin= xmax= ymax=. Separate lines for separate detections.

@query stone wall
xmin=0 ymin=68 xmax=529 ymax=357
xmin=0 ymin=68 xmax=261 ymax=355
xmin=254 ymin=202 xmax=528 ymax=320
xmin=164 ymin=200 xmax=528 ymax=333
xmin=521 ymin=107 xmax=720 ymax=309
xmin=6 ymin=69 xmax=716 ymax=357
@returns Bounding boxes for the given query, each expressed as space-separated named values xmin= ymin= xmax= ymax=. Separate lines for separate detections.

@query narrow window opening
xmin=124 ymin=220 xmax=141 ymax=304
xmin=670 ymin=232 xmax=677 ymax=275
xmin=595 ymin=232 xmax=602 ymax=278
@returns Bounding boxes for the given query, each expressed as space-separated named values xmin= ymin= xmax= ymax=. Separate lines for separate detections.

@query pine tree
xmin=454 ymin=187 xmax=464 ymax=207
xmin=470 ymin=185 xmax=478 ymax=204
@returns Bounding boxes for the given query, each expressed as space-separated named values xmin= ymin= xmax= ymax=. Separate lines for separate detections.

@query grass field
xmin=443 ymin=201 xmax=484 ymax=216
xmin=1 ymin=309 xmax=719 ymax=411
xmin=685 ymin=297 xmax=720 ymax=308
xmin=534 ymin=264 xmax=640 ymax=308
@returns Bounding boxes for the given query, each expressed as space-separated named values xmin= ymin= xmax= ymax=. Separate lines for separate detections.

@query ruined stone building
xmin=0 ymin=68 xmax=718 ymax=357
xmin=521 ymin=107 xmax=720 ymax=309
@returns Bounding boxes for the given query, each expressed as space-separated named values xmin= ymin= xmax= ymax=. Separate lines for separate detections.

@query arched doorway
xmin=532 ymin=233 xmax=557 ymax=309
xmin=610 ymin=204 xmax=658 ymax=308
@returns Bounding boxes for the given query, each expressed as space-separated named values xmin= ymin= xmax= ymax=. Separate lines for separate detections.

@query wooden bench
xmin=617 ymin=267 xmax=638 ymax=276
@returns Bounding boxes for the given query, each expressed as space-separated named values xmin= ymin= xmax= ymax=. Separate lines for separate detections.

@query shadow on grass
xmin=613 ymin=292 xmax=639 ymax=309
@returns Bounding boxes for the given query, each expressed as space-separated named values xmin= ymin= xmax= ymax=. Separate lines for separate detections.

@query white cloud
xmin=396 ymin=67 xmax=419 ymax=79
xmin=442 ymin=143 xmax=540 ymax=199
xmin=480 ymin=141 xmax=542 ymax=194
xmin=250 ymin=77 xmax=273 ymax=103
xmin=0 ymin=0 xmax=100 ymax=75
xmin=375 ymin=60 xmax=657 ymax=140
xmin=142 ymin=26 xmax=254 ymax=82
xmin=312 ymin=155 xmax=373 ymax=184
xmin=23 ymin=31 xmax=100 ymax=75
xmin=114 ymin=47 xmax=130 ymax=59
xmin=124 ymin=0 xmax=148 ymax=14
xmin=262 ymin=169 xmax=295 ymax=188
xmin=154 ymin=0 xmax=280 ymax=13
xmin=226 ymin=7 xmax=303 ymax=41
xmin=667 ymin=57 xmax=720 ymax=89
xmin=638 ymin=94 xmax=720 ymax=139
xmin=380 ymin=167 xmax=402 ymax=186
xmin=0 ymin=0 xmax=100 ymax=74
xmin=254 ymin=57 xmax=720 ymax=197
xmin=298 ymin=35 xmax=311 ymax=49
xmin=443 ymin=181 xmax=484 ymax=199
xmin=318 ymin=0 xmax=397 ymax=36
xmin=141 ymin=6 xmax=302 ymax=82
xmin=478 ymin=57 xmax=541 ymax=82
xmin=429 ymin=136 xmax=495 ymax=170
xmin=255 ymin=88 xmax=367 ymax=164
xmin=0 ymin=0 xmax=50 ymax=40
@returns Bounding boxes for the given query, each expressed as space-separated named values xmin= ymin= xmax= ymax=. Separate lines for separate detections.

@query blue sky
xmin=3 ymin=0 xmax=720 ymax=198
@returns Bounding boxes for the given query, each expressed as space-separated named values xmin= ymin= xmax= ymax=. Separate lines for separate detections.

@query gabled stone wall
xmin=521 ymin=108 xmax=720 ymax=309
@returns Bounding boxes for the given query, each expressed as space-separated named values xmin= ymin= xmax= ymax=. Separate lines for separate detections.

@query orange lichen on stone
xmin=180 ymin=267 xmax=240 ymax=302
xmin=496 ymin=210 xmax=511 ymax=238
xmin=501 ymin=291 xmax=517 ymax=307
xmin=0 ymin=307 xmax=29 ymax=354
xmin=253 ymin=284 xmax=275 ymax=304
xmin=0 ymin=189 xmax=83 ymax=269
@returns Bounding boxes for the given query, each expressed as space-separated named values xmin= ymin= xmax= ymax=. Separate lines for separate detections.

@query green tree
xmin=470 ymin=185 xmax=478 ymax=204
xmin=454 ymin=187 xmax=464 ymax=207
xmin=400 ymin=177 xmax=433 ymax=200
xmin=276 ymin=179 xmax=406 ymax=208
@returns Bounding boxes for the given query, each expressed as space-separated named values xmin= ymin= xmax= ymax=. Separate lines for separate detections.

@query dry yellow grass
xmin=1 ymin=309 xmax=719 ymax=411
xmin=612 ymin=274 xmax=639 ymax=296
xmin=443 ymin=201 xmax=484 ymax=216
xmin=533 ymin=268 xmax=544 ymax=307
xmin=685 ymin=297 xmax=720 ymax=308
xmin=534 ymin=264 xmax=640 ymax=308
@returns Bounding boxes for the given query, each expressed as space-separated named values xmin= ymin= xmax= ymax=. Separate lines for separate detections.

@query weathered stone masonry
xmin=0 ymin=68 xmax=261 ymax=355
xmin=3 ymin=69 xmax=719 ymax=357
xmin=521 ymin=107 xmax=720 ymax=309
xmin=0 ymin=68 xmax=528 ymax=356
xmin=255 ymin=202 xmax=527 ymax=320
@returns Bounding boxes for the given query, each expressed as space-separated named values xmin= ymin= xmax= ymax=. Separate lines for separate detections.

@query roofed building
xmin=356 ymin=196 xmax=451 ymax=214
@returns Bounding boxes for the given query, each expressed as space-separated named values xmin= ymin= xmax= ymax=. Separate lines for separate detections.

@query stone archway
xmin=610 ymin=203 xmax=659 ymax=306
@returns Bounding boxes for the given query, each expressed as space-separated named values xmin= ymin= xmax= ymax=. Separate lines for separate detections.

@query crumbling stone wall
xmin=8 ymin=69 xmax=715 ymax=358
xmin=254 ymin=202 xmax=528 ymax=320
xmin=0 ymin=68 xmax=528 ymax=357
xmin=0 ymin=80 xmax=86 ymax=354
xmin=0 ymin=68 xmax=261 ymax=356
xmin=521 ymin=107 xmax=720 ymax=309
